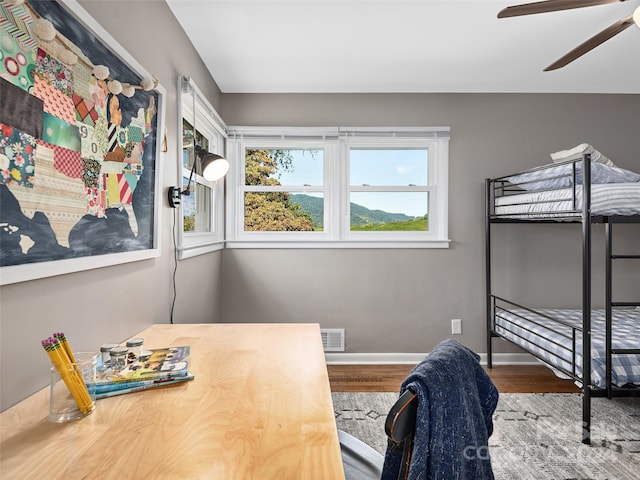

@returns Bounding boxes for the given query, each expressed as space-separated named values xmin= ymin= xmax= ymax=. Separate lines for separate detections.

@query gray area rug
xmin=333 ymin=392 xmax=640 ymax=480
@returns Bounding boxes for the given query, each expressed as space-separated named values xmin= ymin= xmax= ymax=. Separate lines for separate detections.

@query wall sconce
xmin=168 ymin=146 xmax=229 ymax=208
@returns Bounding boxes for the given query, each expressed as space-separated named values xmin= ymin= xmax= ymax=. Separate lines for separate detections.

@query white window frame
xmin=342 ymin=135 xmax=449 ymax=245
xmin=176 ymin=77 xmax=227 ymax=259
xmin=226 ymin=127 xmax=450 ymax=249
xmin=228 ymin=137 xmax=338 ymax=243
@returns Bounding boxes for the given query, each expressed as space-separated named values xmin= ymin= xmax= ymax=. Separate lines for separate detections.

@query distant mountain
xmin=289 ymin=194 xmax=415 ymax=228
xmin=349 ymin=202 xmax=414 ymax=226
xmin=289 ymin=194 xmax=324 ymax=228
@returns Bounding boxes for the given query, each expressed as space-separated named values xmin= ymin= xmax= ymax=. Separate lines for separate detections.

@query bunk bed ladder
xmin=581 ymin=154 xmax=592 ymax=445
xmin=606 ymin=220 xmax=640 ymax=400
xmin=485 ymin=178 xmax=493 ymax=369
xmin=605 ymin=222 xmax=613 ymax=400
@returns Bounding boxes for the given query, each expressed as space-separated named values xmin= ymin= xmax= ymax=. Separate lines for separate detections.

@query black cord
xmin=170 ymin=206 xmax=178 ymax=324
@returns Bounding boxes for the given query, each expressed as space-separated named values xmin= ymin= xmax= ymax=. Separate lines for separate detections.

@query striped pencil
xmin=47 ymin=337 xmax=92 ymax=412
xmin=52 ymin=337 xmax=93 ymax=412
xmin=43 ymin=337 xmax=93 ymax=414
xmin=54 ymin=332 xmax=77 ymax=364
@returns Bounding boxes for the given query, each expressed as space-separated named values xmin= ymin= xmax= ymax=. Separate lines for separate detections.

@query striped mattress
xmin=494 ymin=306 xmax=640 ymax=389
xmin=494 ymin=183 xmax=640 ymax=219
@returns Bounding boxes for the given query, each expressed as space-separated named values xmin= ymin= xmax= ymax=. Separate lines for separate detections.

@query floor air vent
xmin=321 ymin=328 xmax=345 ymax=352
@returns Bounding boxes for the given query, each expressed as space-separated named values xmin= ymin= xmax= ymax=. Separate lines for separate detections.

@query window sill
xmin=225 ymin=239 xmax=451 ymax=249
xmin=178 ymin=241 xmax=225 ymax=259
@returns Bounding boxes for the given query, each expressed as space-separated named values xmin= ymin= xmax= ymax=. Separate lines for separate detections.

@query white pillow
xmin=550 ymin=143 xmax=616 ymax=167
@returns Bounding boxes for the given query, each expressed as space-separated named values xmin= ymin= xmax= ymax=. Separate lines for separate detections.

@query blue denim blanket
xmin=381 ymin=339 xmax=499 ymax=480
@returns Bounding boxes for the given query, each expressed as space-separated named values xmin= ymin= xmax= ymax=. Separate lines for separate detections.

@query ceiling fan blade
xmin=498 ymin=0 xmax=623 ymax=18
xmin=544 ymin=15 xmax=634 ymax=70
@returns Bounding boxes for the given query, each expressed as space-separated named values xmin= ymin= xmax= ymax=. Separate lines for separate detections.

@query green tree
xmin=244 ymin=149 xmax=314 ymax=231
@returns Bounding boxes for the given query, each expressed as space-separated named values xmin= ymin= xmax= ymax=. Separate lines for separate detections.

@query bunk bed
xmin=485 ymin=152 xmax=640 ymax=444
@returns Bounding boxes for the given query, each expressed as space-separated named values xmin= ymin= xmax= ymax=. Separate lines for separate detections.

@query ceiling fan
xmin=498 ymin=0 xmax=640 ymax=71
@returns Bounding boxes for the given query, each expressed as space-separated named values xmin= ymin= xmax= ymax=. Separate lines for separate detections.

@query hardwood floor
xmin=328 ymin=364 xmax=580 ymax=393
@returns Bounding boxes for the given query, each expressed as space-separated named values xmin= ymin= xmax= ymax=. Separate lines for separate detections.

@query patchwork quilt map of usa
xmin=0 ymin=0 xmax=159 ymax=267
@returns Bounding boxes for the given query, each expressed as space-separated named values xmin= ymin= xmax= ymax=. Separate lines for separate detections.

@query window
xmin=227 ymin=127 xmax=449 ymax=248
xmin=176 ymin=77 xmax=227 ymax=258
xmin=182 ymin=118 xmax=212 ymax=233
xmin=244 ymin=147 xmax=326 ymax=232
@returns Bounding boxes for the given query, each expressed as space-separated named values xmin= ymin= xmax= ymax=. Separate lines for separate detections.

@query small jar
xmin=138 ymin=350 xmax=153 ymax=362
xmin=100 ymin=343 xmax=120 ymax=368
xmin=125 ymin=338 xmax=144 ymax=360
xmin=109 ymin=346 xmax=129 ymax=372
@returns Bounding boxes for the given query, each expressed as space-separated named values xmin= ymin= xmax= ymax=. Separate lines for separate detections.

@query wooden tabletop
xmin=0 ymin=323 xmax=345 ymax=479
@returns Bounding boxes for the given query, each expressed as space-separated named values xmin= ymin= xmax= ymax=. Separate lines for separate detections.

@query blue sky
xmin=274 ymin=148 xmax=429 ymax=217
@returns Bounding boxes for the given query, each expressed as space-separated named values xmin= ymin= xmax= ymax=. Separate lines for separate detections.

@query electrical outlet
xmin=451 ymin=319 xmax=462 ymax=335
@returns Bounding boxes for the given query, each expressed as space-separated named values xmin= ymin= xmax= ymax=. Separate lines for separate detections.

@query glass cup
xmin=49 ymin=352 xmax=98 ymax=423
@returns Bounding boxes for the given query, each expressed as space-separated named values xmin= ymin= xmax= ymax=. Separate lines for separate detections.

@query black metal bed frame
xmin=485 ymin=153 xmax=640 ymax=444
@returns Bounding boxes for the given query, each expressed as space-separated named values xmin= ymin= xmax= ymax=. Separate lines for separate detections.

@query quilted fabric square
xmin=33 ymin=76 xmax=77 ymax=125
xmin=0 ymin=122 xmax=36 ymax=187
xmin=0 ymin=26 xmax=36 ymax=93
xmin=0 ymin=77 xmax=44 ymax=138
xmin=0 ymin=2 xmax=38 ymax=50
xmin=82 ymin=157 xmax=101 ymax=188
xmin=105 ymin=172 xmax=133 ymax=206
xmin=73 ymin=93 xmax=100 ymax=129
xmin=35 ymin=48 xmax=73 ymax=96
xmin=127 ymin=125 xmax=144 ymax=144
xmin=78 ymin=123 xmax=103 ymax=162
xmin=72 ymin=60 xmax=93 ymax=101
xmin=73 ymin=93 xmax=99 ymax=126
xmin=52 ymin=144 xmax=83 ymax=179
xmin=42 ymin=112 xmax=81 ymax=152
xmin=86 ymin=186 xmax=106 ymax=217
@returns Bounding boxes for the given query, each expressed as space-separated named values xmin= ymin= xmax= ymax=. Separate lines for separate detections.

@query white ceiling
xmin=166 ymin=0 xmax=640 ymax=94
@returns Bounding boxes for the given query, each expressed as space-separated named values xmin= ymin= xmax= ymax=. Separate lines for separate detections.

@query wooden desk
xmin=0 ymin=323 xmax=345 ymax=479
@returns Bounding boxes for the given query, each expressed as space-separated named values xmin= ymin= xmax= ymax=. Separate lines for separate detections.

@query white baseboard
xmin=325 ymin=352 xmax=538 ymax=366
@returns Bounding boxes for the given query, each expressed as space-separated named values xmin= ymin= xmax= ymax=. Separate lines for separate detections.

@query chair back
xmin=384 ymin=389 xmax=418 ymax=480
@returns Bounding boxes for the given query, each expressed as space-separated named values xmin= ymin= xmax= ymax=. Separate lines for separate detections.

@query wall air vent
xmin=321 ymin=328 xmax=345 ymax=352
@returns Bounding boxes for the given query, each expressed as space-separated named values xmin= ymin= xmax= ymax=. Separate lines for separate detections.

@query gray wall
xmin=0 ymin=0 xmax=223 ymax=411
xmin=220 ymin=93 xmax=640 ymax=353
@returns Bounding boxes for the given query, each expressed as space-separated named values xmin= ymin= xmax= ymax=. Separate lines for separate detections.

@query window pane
xmin=182 ymin=120 xmax=210 ymax=171
xmin=350 ymin=192 xmax=429 ymax=231
xmin=245 ymin=149 xmax=323 ymax=186
xmin=183 ymin=178 xmax=212 ymax=232
xmin=182 ymin=119 xmax=194 ymax=170
xmin=350 ymin=148 xmax=428 ymax=186
xmin=244 ymin=192 xmax=323 ymax=231
xmin=195 ymin=131 xmax=209 ymax=155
